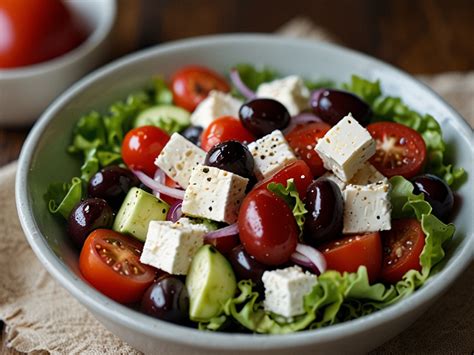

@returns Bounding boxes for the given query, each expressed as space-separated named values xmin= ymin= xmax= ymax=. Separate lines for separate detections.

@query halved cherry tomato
xmin=171 ymin=65 xmax=230 ymax=112
xmin=0 ymin=0 xmax=86 ymax=68
xmin=122 ymin=126 xmax=170 ymax=176
xmin=79 ymin=229 xmax=156 ymax=303
xmin=381 ymin=219 xmax=425 ymax=284
xmin=320 ymin=232 xmax=382 ymax=283
xmin=253 ymin=160 xmax=312 ymax=198
xmin=238 ymin=189 xmax=298 ymax=265
xmin=285 ymin=122 xmax=331 ymax=177
xmin=201 ymin=116 xmax=255 ymax=151
xmin=367 ymin=122 xmax=426 ymax=178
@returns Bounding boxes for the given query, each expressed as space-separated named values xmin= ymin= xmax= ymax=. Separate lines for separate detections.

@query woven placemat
xmin=1 ymin=18 xmax=473 ymax=355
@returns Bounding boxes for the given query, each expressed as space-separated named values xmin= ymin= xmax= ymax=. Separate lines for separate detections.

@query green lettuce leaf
xmin=231 ymin=64 xmax=278 ymax=98
xmin=215 ymin=176 xmax=455 ymax=334
xmin=343 ymin=75 xmax=466 ymax=187
xmin=152 ymin=76 xmax=173 ymax=105
xmin=267 ymin=179 xmax=307 ymax=235
xmin=44 ymin=177 xmax=83 ymax=219
xmin=304 ymin=79 xmax=337 ymax=91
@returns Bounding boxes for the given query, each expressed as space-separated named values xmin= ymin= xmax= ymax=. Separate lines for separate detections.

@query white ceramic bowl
xmin=0 ymin=0 xmax=116 ymax=126
xmin=16 ymin=35 xmax=473 ymax=354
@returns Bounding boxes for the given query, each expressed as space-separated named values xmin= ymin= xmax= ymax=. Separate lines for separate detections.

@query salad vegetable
xmin=45 ymin=63 xmax=463 ymax=334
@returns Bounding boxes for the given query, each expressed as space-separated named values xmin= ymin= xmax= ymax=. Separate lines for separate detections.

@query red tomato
xmin=381 ymin=219 xmax=425 ymax=284
xmin=238 ymin=189 xmax=298 ymax=265
xmin=253 ymin=160 xmax=312 ymax=198
xmin=122 ymin=126 xmax=170 ymax=176
xmin=201 ymin=116 xmax=255 ymax=151
xmin=79 ymin=229 xmax=156 ymax=303
xmin=320 ymin=232 xmax=382 ymax=283
xmin=159 ymin=175 xmax=182 ymax=206
xmin=171 ymin=65 xmax=230 ymax=111
xmin=285 ymin=122 xmax=331 ymax=177
xmin=367 ymin=122 xmax=427 ymax=178
xmin=0 ymin=0 xmax=86 ymax=68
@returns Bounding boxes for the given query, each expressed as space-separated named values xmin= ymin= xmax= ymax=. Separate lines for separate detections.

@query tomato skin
xmin=320 ymin=232 xmax=382 ymax=283
xmin=79 ymin=229 xmax=156 ymax=304
xmin=238 ymin=189 xmax=298 ymax=266
xmin=0 ymin=0 xmax=86 ymax=68
xmin=285 ymin=122 xmax=331 ymax=177
xmin=201 ymin=116 xmax=255 ymax=151
xmin=253 ymin=160 xmax=312 ymax=198
xmin=122 ymin=126 xmax=170 ymax=176
xmin=367 ymin=122 xmax=427 ymax=179
xmin=381 ymin=219 xmax=425 ymax=284
xmin=171 ymin=65 xmax=230 ymax=112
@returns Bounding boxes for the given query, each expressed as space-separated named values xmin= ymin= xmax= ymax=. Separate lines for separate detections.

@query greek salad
xmin=45 ymin=63 xmax=466 ymax=333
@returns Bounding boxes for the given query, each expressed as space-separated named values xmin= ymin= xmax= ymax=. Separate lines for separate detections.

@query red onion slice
xmin=167 ymin=201 xmax=183 ymax=222
xmin=292 ymin=243 xmax=327 ymax=274
xmin=290 ymin=251 xmax=320 ymax=275
xmin=132 ymin=169 xmax=185 ymax=200
xmin=283 ymin=113 xmax=323 ymax=134
xmin=204 ymin=223 xmax=239 ymax=241
xmin=230 ymin=68 xmax=256 ymax=100
xmin=153 ymin=168 xmax=166 ymax=198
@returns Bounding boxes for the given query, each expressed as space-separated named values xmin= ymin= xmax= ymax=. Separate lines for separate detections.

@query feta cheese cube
xmin=181 ymin=165 xmax=248 ymax=224
xmin=322 ymin=172 xmax=347 ymax=191
xmin=342 ymin=181 xmax=391 ymax=234
xmin=262 ymin=266 xmax=317 ymax=318
xmin=315 ymin=114 xmax=376 ymax=182
xmin=350 ymin=162 xmax=387 ymax=186
xmin=247 ymin=130 xmax=297 ymax=179
xmin=256 ymin=76 xmax=310 ymax=116
xmin=190 ymin=90 xmax=243 ymax=128
xmin=140 ymin=220 xmax=208 ymax=275
xmin=155 ymin=133 xmax=206 ymax=188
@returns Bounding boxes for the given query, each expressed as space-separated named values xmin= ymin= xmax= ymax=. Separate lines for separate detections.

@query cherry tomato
xmin=253 ymin=160 xmax=312 ymax=198
xmin=171 ymin=65 xmax=230 ymax=111
xmin=367 ymin=122 xmax=426 ymax=178
xmin=285 ymin=122 xmax=331 ymax=177
xmin=122 ymin=126 xmax=170 ymax=176
xmin=381 ymin=219 xmax=425 ymax=284
xmin=79 ymin=229 xmax=156 ymax=303
xmin=159 ymin=175 xmax=182 ymax=206
xmin=0 ymin=0 xmax=86 ymax=68
xmin=320 ymin=232 xmax=382 ymax=283
xmin=201 ymin=116 xmax=255 ymax=151
xmin=238 ymin=189 xmax=298 ymax=265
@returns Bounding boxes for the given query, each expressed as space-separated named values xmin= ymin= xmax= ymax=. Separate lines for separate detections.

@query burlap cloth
xmin=1 ymin=18 xmax=473 ymax=355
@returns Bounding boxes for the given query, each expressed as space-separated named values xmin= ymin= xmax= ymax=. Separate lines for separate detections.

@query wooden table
xmin=1 ymin=0 xmax=473 ymax=168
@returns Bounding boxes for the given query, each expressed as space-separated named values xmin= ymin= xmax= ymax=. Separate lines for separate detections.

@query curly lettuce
xmin=44 ymin=177 xmax=83 ymax=219
xmin=205 ymin=176 xmax=455 ymax=334
xmin=343 ymin=75 xmax=466 ymax=187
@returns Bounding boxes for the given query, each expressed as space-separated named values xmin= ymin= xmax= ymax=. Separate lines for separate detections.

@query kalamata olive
xmin=227 ymin=245 xmax=268 ymax=290
xmin=88 ymin=165 xmax=140 ymax=209
xmin=239 ymin=98 xmax=290 ymax=137
xmin=412 ymin=174 xmax=454 ymax=220
xmin=67 ymin=198 xmax=113 ymax=247
xmin=141 ymin=275 xmax=189 ymax=324
xmin=181 ymin=125 xmax=203 ymax=145
xmin=303 ymin=178 xmax=343 ymax=245
xmin=310 ymin=89 xmax=372 ymax=126
xmin=204 ymin=140 xmax=255 ymax=180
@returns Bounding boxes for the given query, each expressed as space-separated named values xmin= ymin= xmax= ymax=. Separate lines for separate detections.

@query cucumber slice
xmin=134 ymin=105 xmax=191 ymax=133
xmin=113 ymin=187 xmax=169 ymax=241
xmin=185 ymin=245 xmax=237 ymax=321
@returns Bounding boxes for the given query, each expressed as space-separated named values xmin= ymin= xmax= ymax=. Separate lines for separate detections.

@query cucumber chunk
xmin=185 ymin=245 xmax=237 ymax=321
xmin=113 ymin=187 xmax=169 ymax=241
xmin=134 ymin=105 xmax=191 ymax=133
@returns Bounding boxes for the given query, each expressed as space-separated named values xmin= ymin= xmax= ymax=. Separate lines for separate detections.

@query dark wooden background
xmin=1 ymin=0 xmax=473 ymax=168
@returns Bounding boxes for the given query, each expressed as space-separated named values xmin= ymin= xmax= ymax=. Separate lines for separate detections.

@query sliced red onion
xmin=153 ymin=168 xmax=166 ymax=198
xmin=293 ymin=243 xmax=327 ymax=274
xmin=290 ymin=251 xmax=320 ymax=275
xmin=167 ymin=201 xmax=183 ymax=222
xmin=204 ymin=223 xmax=239 ymax=241
xmin=132 ymin=169 xmax=185 ymax=200
xmin=230 ymin=68 xmax=256 ymax=100
xmin=283 ymin=112 xmax=323 ymax=134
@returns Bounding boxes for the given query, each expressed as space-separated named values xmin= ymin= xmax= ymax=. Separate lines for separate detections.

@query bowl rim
xmin=0 ymin=0 xmax=116 ymax=78
xmin=15 ymin=34 xmax=473 ymax=351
